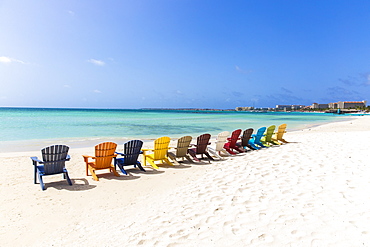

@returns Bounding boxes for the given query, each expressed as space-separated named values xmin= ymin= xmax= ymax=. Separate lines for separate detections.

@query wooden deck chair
xmin=115 ymin=140 xmax=145 ymax=175
xmin=249 ymin=127 xmax=268 ymax=149
xmin=224 ymin=129 xmax=245 ymax=154
xmin=207 ymin=131 xmax=230 ymax=159
xmin=188 ymin=133 xmax=214 ymax=162
xmin=261 ymin=125 xmax=280 ymax=146
xmin=142 ymin=136 xmax=173 ymax=169
xmin=272 ymin=124 xmax=289 ymax=144
xmin=31 ymin=145 xmax=72 ymax=190
xmin=168 ymin=136 xmax=193 ymax=164
xmin=239 ymin=128 xmax=257 ymax=150
xmin=83 ymin=142 xmax=119 ymax=181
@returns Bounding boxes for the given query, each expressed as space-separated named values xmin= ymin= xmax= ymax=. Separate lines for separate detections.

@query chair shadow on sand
xmin=44 ymin=178 xmax=96 ymax=191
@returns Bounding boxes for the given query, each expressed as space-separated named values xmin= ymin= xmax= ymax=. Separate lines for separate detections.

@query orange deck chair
xmin=83 ymin=142 xmax=119 ymax=181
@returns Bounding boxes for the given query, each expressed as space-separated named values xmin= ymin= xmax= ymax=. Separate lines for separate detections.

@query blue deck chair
xmin=249 ymin=127 xmax=268 ymax=149
xmin=31 ymin=145 xmax=72 ymax=190
xmin=115 ymin=140 xmax=145 ymax=175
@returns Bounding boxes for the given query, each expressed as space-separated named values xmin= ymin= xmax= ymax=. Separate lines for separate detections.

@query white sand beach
xmin=1 ymin=116 xmax=370 ymax=246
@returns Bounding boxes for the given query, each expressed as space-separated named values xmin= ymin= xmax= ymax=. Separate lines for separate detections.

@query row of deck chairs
xmin=31 ymin=124 xmax=288 ymax=190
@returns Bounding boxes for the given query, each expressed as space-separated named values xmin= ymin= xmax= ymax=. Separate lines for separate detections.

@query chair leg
xmin=188 ymin=150 xmax=200 ymax=162
xmin=88 ymin=167 xmax=99 ymax=181
xmin=147 ymin=159 xmax=159 ymax=169
xmin=34 ymin=165 xmax=38 ymax=184
xmin=38 ymin=173 xmax=45 ymax=190
xmin=185 ymin=155 xmax=194 ymax=163
xmin=164 ymin=158 xmax=174 ymax=166
xmin=117 ymin=164 xmax=128 ymax=175
xmin=110 ymin=166 xmax=120 ymax=177
xmin=204 ymin=152 xmax=214 ymax=163
xmin=136 ymin=162 xmax=146 ymax=172
xmin=64 ymin=171 xmax=72 ymax=186
xmin=86 ymin=163 xmax=89 ymax=176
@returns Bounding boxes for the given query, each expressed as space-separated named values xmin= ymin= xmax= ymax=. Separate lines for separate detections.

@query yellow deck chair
xmin=261 ymin=125 xmax=279 ymax=146
xmin=83 ymin=142 xmax=119 ymax=181
xmin=142 ymin=136 xmax=173 ymax=169
xmin=272 ymin=124 xmax=289 ymax=144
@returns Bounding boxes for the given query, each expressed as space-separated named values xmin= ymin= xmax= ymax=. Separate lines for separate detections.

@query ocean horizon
xmin=0 ymin=107 xmax=354 ymax=152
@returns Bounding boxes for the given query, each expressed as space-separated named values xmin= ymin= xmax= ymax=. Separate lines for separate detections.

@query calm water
xmin=0 ymin=107 xmax=350 ymax=152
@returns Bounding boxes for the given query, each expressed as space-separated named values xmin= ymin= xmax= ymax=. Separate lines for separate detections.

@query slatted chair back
xmin=123 ymin=140 xmax=143 ymax=165
xmin=175 ymin=136 xmax=192 ymax=158
xmin=153 ymin=136 xmax=171 ymax=160
xmin=265 ymin=125 xmax=276 ymax=142
xmin=195 ymin=134 xmax=211 ymax=154
xmin=254 ymin=127 xmax=267 ymax=142
xmin=94 ymin=142 xmax=117 ymax=169
xmin=41 ymin=145 xmax=69 ymax=175
xmin=228 ymin=129 xmax=242 ymax=148
xmin=215 ymin=131 xmax=229 ymax=152
xmin=276 ymin=124 xmax=287 ymax=140
xmin=241 ymin=128 xmax=253 ymax=146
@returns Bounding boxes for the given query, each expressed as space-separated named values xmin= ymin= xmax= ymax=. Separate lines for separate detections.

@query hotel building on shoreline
xmin=312 ymin=100 xmax=367 ymax=109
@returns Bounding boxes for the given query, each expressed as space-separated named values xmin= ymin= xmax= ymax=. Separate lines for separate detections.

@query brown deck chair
xmin=239 ymin=128 xmax=257 ymax=150
xmin=188 ymin=133 xmax=214 ymax=163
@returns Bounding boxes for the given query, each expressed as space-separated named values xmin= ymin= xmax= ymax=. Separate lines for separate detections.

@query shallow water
xmin=0 ymin=107 xmax=351 ymax=152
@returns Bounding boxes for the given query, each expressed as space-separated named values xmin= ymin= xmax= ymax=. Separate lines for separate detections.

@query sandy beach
xmin=1 ymin=116 xmax=370 ymax=246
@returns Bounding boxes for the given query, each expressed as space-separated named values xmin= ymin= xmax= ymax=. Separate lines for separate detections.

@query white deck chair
xmin=207 ymin=131 xmax=230 ymax=159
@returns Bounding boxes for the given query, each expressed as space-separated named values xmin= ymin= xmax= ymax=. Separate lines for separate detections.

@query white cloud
xmin=93 ymin=89 xmax=101 ymax=93
xmin=0 ymin=56 xmax=26 ymax=64
xmin=63 ymin=84 xmax=71 ymax=88
xmin=68 ymin=10 xmax=75 ymax=16
xmin=235 ymin=65 xmax=252 ymax=74
xmin=87 ymin=59 xmax=105 ymax=66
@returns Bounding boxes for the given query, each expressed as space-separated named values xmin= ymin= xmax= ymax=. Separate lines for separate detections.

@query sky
xmin=1 ymin=0 xmax=370 ymax=109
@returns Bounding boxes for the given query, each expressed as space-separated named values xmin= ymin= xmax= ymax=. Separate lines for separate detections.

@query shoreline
xmin=0 ymin=115 xmax=359 ymax=153
xmin=1 ymin=116 xmax=370 ymax=246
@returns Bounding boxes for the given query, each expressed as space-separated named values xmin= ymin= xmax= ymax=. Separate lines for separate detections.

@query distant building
xmin=328 ymin=102 xmax=338 ymax=109
xmin=311 ymin=103 xmax=328 ymax=109
xmin=337 ymin=101 xmax=366 ymax=109
xmin=275 ymin=105 xmax=305 ymax=111
xmin=235 ymin=107 xmax=254 ymax=111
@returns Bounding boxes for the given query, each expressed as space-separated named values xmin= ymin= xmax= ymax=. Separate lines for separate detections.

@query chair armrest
xmin=66 ymin=155 xmax=71 ymax=161
xmin=141 ymin=148 xmax=153 ymax=155
xmin=115 ymin=152 xmax=125 ymax=156
xmin=82 ymin=155 xmax=94 ymax=163
xmin=30 ymin=156 xmax=43 ymax=164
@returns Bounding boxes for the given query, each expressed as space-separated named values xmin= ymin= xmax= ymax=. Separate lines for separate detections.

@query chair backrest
xmin=215 ymin=131 xmax=229 ymax=151
xmin=195 ymin=134 xmax=211 ymax=154
xmin=228 ymin=129 xmax=242 ymax=147
xmin=41 ymin=145 xmax=69 ymax=175
xmin=94 ymin=142 xmax=117 ymax=169
xmin=241 ymin=128 xmax=253 ymax=146
xmin=276 ymin=124 xmax=287 ymax=140
xmin=153 ymin=136 xmax=171 ymax=160
xmin=264 ymin=125 xmax=276 ymax=142
xmin=123 ymin=140 xmax=143 ymax=165
xmin=175 ymin=136 xmax=192 ymax=157
xmin=254 ymin=127 xmax=267 ymax=142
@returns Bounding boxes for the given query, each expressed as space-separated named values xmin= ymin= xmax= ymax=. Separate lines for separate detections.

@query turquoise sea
xmin=0 ymin=107 xmax=352 ymax=152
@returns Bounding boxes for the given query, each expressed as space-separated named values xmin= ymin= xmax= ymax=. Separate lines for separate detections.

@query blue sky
xmin=1 ymin=0 xmax=370 ymax=109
